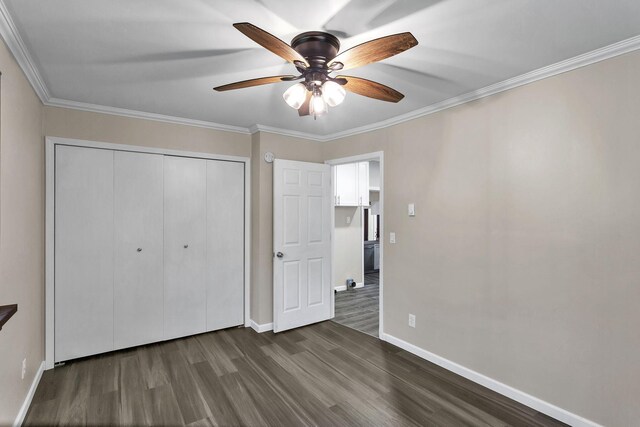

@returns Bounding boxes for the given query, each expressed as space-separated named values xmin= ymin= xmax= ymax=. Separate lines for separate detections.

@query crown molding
xmin=249 ymin=124 xmax=324 ymax=142
xmin=45 ymin=97 xmax=251 ymax=134
xmin=0 ymin=0 xmax=49 ymax=101
xmin=318 ymin=34 xmax=640 ymax=142
xmin=1 ymin=0 xmax=639 ymax=143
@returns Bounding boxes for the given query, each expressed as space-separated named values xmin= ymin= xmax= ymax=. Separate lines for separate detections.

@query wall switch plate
xmin=390 ymin=232 xmax=396 ymax=244
xmin=346 ymin=216 xmax=351 ymax=224
xmin=408 ymin=203 xmax=415 ymax=217
xmin=21 ymin=358 xmax=26 ymax=380
xmin=409 ymin=314 xmax=416 ymax=328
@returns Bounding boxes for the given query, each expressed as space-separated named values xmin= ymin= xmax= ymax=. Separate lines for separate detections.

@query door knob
xmin=184 ymin=244 xmax=189 ymax=249
xmin=137 ymin=248 xmax=142 ymax=252
xmin=276 ymin=251 xmax=284 ymax=258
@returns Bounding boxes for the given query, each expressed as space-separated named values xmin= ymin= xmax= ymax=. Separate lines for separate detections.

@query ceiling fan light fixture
xmin=309 ymin=93 xmax=328 ymax=118
xmin=283 ymin=83 xmax=307 ymax=109
xmin=322 ymin=81 xmax=346 ymax=107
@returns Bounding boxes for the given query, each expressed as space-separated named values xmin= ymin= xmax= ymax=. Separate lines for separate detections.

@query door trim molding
xmin=45 ymin=136 xmax=251 ymax=369
xmin=325 ymin=151 xmax=384 ymax=337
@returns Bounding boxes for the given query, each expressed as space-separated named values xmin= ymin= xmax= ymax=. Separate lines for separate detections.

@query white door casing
xmin=273 ymin=159 xmax=332 ymax=333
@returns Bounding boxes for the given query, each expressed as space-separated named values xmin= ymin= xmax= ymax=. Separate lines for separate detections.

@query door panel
xmin=55 ymin=145 xmax=114 ymax=362
xmin=273 ymin=160 xmax=331 ymax=332
xmin=164 ymin=156 xmax=207 ymax=340
xmin=205 ymin=160 xmax=245 ymax=331
xmin=114 ymin=151 xmax=164 ymax=350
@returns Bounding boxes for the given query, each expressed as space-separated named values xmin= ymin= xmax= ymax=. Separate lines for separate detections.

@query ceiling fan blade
xmin=329 ymin=32 xmax=418 ymax=71
xmin=298 ymin=91 xmax=313 ymax=116
xmin=338 ymin=75 xmax=404 ymax=103
xmin=213 ymin=75 xmax=296 ymax=92
xmin=233 ymin=22 xmax=309 ymax=66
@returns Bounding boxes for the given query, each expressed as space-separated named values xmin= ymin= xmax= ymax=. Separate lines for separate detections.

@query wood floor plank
xmin=24 ymin=320 xmax=568 ymax=427
xmin=190 ymin=361 xmax=244 ymax=426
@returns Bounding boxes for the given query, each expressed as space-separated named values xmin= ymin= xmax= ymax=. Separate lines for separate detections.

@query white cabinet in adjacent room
xmin=113 ymin=151 xmax=164 ymax=350
xmin=334 ymin=163 xmax=359 ymax=206
xmin=163 ymin=156 xmax=208 ymax=340
xmin=358 ymin=162 xmax=370 ymax=207
xmin=334 ymin=162 xmax=370 ymax=206
xmin=55 ymin=145 xmax=115 ymax=362
xmin=206 ymin=160 xmax=245 ymax=331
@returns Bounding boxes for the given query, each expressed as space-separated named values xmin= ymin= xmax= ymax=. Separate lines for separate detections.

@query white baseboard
xmin=381 ymin=333 xmax=602 ymax=427
xmin=13 ymin=361 xmax=45 ymax=427
xmin=334 ymin=282 xmax=364 ymax=292
xmin=249 ymin=319 xmax=273 ymax=333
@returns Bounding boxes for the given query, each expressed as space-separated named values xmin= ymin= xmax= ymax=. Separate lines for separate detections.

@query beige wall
xmin=0 ymin=39 xmax=45 ymax=423
xmin=333 ymin=206 xmax=363 ymax=288
xmin=322 ymin=50 xmax=640 ymax=426
xmin=44 ymin=106 xmax=251 ymax=157
xmin=250 ymin=131 xmax=324 ymax=325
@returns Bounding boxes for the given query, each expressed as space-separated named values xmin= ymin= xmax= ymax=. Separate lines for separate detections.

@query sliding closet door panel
xmin=206 ymin=160 xmax=245 ymax=331
xmin=164 ymin=156 xmax=207 ymax=340
xmin=114 ymin=151 xmax=164 ymax=350
xmin=55 ymin=145 xmax=114 ymax=362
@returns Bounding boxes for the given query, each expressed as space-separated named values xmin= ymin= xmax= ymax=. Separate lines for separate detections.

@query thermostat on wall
xmin=264 ymin=152 xmax=275 ymax=163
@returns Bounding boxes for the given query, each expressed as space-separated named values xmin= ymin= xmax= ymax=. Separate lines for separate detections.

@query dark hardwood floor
xmin=24 ymin=320 xmax=565 ymax=426
xmin=332 ymin=271 xmax=379 ymax=337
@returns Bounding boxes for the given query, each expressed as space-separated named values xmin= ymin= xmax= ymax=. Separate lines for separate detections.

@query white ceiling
xmin=4 ymin=0 xmax=640 ymax=137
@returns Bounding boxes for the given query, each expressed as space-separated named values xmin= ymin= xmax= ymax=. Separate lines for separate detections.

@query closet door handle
xmin=137 ymin=248 xmax=142 ymax=252
xmin=183 ymin=244 xmax=189 ymax=249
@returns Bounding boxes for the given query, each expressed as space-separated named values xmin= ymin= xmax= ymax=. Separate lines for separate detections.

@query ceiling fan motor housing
xmin=292 ymin=31 xmax=340 ymax=71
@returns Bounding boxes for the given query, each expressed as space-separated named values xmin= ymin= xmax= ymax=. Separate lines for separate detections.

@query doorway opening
xmin=327 ymin=152 xmax=383 ymax=338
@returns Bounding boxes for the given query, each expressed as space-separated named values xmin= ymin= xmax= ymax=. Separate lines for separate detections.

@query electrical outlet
xmin=408 ymin=314 xmax=416 ymax=328
xmin=21 ymin=358 xmax=26 ymax=380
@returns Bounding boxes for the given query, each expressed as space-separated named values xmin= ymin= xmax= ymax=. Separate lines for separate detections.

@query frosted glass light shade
xmin=283 ymin=83 xmax=307 ymax=109
xmin=309 ymin=94 xmax=328 ymax=117
xmin=322 ymin=80 xmax=346 ymax=107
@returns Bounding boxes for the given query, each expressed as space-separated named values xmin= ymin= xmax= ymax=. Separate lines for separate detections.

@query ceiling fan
xmin=213 ymin=23 xmax=418 ymax=118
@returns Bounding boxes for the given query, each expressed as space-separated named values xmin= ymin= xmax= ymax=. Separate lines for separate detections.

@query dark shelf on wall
xmin=0 ymin=304 xmax=18 ymax=331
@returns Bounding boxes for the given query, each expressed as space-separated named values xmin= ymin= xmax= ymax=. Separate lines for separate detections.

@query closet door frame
xmin=45 ymin=136 xmax=251 ymax=370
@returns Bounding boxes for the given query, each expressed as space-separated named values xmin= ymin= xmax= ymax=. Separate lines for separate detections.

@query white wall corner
xmin=380 ymin=333 xmax=603 ymax=427
xmin=13 ymin=361 xmax=45 ymax=427
xmin=249 ymin=319 xmax=273 ymax=333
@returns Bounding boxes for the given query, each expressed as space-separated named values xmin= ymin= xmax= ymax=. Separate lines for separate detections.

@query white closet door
xmin=55 ymin=145 xmax=114 ymax=362
xmin=206 ymin=160 xmax=245 ymax=331
xmin=114 ymin=151 xmax=164 ymax=350
xmin=163 ymin=156 xmax=207 ymax=340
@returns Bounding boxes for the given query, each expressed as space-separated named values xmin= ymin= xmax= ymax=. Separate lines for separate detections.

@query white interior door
xmin=206 ymin=160 xmax=245 ymax=331
xmin=273 ymin=159 xmax=332 ymax=332
xmin=55 ymin=145 xmax=114 ymax=362
xmin=163 ymin=156 xmax=207 ymax=340
xmin=114 ymin=151 xmax=164 ymax=350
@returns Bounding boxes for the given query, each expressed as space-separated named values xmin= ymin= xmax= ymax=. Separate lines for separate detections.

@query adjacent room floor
xmin=332 ymin=271 xmax=379 ymax=337
xmin=24 ymin=321 xmax=565 ymax=426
